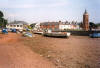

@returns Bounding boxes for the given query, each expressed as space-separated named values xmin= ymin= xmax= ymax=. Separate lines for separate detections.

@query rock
xmin=47 ymin=55 xmax=51 ymax=58
xmin=56 ymin=59 xmax=60 ymax=63
xmin=40 ymin=55 xmax=43 ymax=57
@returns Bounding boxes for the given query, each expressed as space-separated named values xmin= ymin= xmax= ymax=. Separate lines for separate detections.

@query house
xmin=40 ymin=21 xmax=60 ymax=31
xmin=40 ymin=21 xmax=79 ymax=31
xmin=6 ymin=21 xmax=28 ymax=31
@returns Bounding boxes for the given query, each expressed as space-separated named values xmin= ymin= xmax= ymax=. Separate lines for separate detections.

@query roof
xmin=40 ymin=21 xmax=76 ymax=26
xmin=40 ymin=22 xmax=60 ymax=26
xmin=8 ymin=21 xmax=28 ymax=25
xmin=84 ymin=9 xmax=88 ymax=15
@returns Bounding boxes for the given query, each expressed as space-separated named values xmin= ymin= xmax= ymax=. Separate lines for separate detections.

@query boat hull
xmin=43 ymin=32 xmax=70 ymax=38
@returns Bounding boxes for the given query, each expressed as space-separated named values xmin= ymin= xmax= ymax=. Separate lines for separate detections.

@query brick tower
xmin=83 ymin=10 xmax=89 ymax=31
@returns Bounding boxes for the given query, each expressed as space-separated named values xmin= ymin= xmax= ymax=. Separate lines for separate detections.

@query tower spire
xmin=84 ymin=9 xmax=88 ymax=14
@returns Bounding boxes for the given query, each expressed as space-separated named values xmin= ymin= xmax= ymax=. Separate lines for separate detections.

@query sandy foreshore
xmin=23 ymin=34 xmax=100 ymax=68
xmin=0 ymin=33 xmax=56 ymax=68
xmin=0 ymin=33 xmax=100 ymax=68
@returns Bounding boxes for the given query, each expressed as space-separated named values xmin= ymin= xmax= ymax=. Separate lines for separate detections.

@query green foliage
xmin=89 ymin=22 xmax=98 ymax=30
xmin=28 ymin=25 xmax=32 ymax=29
xmin=78 ymin=22 xmax=83 ymax=28
xmin=96 ymin=23 xmax=100 ymax=27
xmin=0 ymin=11 xmax=4 ymax=18
xmin=0 ymin=11 xmax=8 ymax=28
xmin=30 ymin=23 xmax=36 ymax=28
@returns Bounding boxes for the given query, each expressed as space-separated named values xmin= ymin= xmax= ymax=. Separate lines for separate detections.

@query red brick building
xmin=83 ymin=10 xmax=89 ymax=31
xmin=40 ymin=21 xmax=61 ymax=31
xmin=40 ymin=21 xmax=79 ymax=31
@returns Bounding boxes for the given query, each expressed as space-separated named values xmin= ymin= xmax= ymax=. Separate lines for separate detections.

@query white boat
xmin=43 ymin=30 xmax=71 ymax=38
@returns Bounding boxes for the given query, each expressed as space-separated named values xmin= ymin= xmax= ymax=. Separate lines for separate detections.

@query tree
xmin=89 ymin=22 xmax=97 ymax=31
xmin=30 ymin=23 xmax=36 ymax=28
xmin=0 ymin=11 xmax=4 ymax=18
xmin=0 ymin=11 xmax=8 ymax=28
xmin=96 ymin=23 xmax=100 ymax=27
xmin=78 ymin=22 xmax=83 ymax=28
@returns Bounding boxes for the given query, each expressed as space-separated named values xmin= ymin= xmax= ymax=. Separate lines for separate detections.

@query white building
xmin=59 ymin=24 xmax=71 ymax=30
xmin=40 ymin=21 xmax=80 ymax=31
xmin=59 ymin=24 xmax=79 ymax=30
xmin=6 ymin=21 xmax=28 ymax=31
xmin=59 ymin=21 xmax=80 ymax=30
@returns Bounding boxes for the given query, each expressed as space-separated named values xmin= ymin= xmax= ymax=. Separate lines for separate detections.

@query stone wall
xmin=67 ymin=31 xmax=100 ymax=36
xmin=54 ymin=30 xmax=100 ymax=36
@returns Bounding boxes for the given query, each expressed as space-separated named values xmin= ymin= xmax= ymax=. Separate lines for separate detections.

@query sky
xmin=0 ymin=0 xmax=100 ymax=23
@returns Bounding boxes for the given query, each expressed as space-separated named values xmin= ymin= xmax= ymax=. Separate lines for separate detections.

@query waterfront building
xmin=6 ymin=21 xmax=28 ymax=31
xmin=40 ymin=21 xmax=79 ymax=31
xmin=83 ymin=10 xmax=89 ymax=31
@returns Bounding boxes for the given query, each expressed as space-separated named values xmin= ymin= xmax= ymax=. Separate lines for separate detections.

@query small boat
xmin=23 ymin=32 xmax=33 ymax=37
xmin=90 ymin=33 xmax=100 ymax=38
xmin=43 ymin=30 xmax=71 ymax=38
xmin=43 ymin=32 xmax=70 ymax=38
xmin=11 ymin=29 xmax=17 ymax=33
xmin=2 ymin=28 xmax=8 ymax=34
xmin=34 ymin=32 xmax=43 ymax=35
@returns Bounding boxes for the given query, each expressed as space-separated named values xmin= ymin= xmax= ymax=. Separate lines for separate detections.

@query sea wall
xmin=54 ymin=30 xmax=100 ymax=36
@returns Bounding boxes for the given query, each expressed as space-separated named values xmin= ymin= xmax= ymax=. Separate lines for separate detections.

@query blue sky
xmin=0 ymin=0 xmax=100 ymax=23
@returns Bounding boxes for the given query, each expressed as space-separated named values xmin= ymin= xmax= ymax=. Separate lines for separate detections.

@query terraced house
xmin=40 ymin=21 xmax=79 ymax=31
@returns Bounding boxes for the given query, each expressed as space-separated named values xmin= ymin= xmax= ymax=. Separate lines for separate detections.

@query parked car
xmin=90 ymin=33 xmax=100 ymax=38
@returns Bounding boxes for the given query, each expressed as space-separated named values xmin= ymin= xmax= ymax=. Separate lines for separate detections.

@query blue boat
xmin=2 ymin=28 xmax=8 ymax=34
xmin=11 ymin=29 xmax=17 ymax=33
xmin=90 ymin=33 xmax=100 ymax=38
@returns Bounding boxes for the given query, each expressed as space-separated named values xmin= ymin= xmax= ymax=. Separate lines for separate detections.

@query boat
xmin=23 ymin=32 xmax=33 ymax=37
xmin=43 ymin=30 xmax=71 ymax=38
xmin=34 ymin=32 xmax=43 ymax=35
xmin=2 ymin=28 xmax=8 ymax=34
xmin=90 ymin=32 xmax=100 ymax=38
xmin=33 ymin=30 xmax=43 ymax=35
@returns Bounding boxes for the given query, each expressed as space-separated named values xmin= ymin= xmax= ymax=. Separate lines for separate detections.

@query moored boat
xmin=90 ymin=32 xmax=100 ymax=38
xmin=43 ymin=30 xmax=71 ymax=38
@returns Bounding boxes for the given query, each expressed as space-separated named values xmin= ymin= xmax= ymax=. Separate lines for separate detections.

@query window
xmin=17 ymin=25 xmax=19 ymax=27
xmin=10 ymin=25 xmax=12 ymax=27
xmin=20 ymin=25 xmax=22 ymax=27
xmin=14 ymin=25 xmax=16 ymax=27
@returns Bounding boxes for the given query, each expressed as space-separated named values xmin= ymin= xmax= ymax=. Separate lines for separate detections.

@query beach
xmin=0 ymin=33 xmax=100 ymax=68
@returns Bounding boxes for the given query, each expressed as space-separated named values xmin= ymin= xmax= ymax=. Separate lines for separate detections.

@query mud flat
xmin=23 ymin=34 xmax=100 ymax=68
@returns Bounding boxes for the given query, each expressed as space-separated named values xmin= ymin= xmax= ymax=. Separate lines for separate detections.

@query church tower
xmin=83 ymin=10 xmax=89 ymax=31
